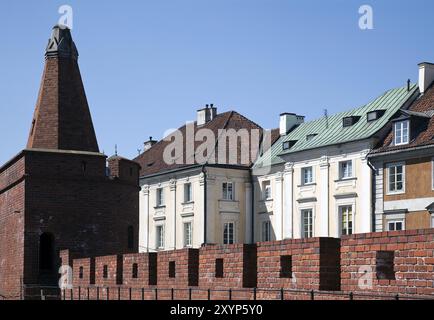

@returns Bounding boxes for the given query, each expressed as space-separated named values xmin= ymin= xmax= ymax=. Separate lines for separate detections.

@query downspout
xmin=147 ymin=186 xmax=150 ymax=252
xmin=366 ymin=154 xmax=377 ymax=233
xmin=202 ymin=165 xmax=208 ymax=245
xmin=250 ymin=179 xmax=255 ymax=244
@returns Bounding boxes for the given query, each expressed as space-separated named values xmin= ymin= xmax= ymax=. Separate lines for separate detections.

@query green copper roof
xmin=254 ymin=84 xmax=418 ymax=168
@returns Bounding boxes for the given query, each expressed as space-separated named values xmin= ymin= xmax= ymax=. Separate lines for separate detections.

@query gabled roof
xmin=370 ymin=83 xmax=434 ymax=155
xmin=134 ymin=111 xmax=278 ymax=177
xmin=254 ymin=84 xmax=417 ymax=168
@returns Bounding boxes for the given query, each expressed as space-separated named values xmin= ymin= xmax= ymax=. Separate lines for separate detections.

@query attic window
xmin=306 ymin=134 xmax=317 ymax=142
xmin=367 ymin=110 xmax=386 ymax=122
xmin=343 ymin=116 xmax=361 ymax=127
xmin=282 ymin=140 xmax=297 ymax=151
xmin=147 ymin=162 xmax=155 ymax=167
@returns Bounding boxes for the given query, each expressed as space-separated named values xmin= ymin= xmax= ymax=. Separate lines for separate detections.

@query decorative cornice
xmin=142 ymin=185 xmax=150 ymax=195
xmin=319 ymin=156 xmax=329 ymax=168
xmin=284 ymin=162 xmax=294 ymax=173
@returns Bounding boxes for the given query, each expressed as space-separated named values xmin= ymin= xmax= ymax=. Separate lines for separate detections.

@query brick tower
xmin=0 ymin=25 xmax=140 ymax=299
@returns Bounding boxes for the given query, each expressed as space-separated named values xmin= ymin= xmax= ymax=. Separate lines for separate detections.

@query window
xmin=156 ymin=225 xmax=165 ymax=249
xmin=280 ymin=255 xmax=292 ymax=278
xmin=394 ymin=120 xmax=409 ymax=145
xmin=156 ymin=188 xmax=164 ymax=207
xmin=376 ymin=251 xmax=395 ymax=280
xmin=223 ymin=222 xmax=235 ymax=244
xmin=103 ymin=265 xmax=108 ymax=279
xmin=301 ymin=167 xmax=314 ymax=185
xmin=339 ymin=160 xmax=353 ymax=179
xmin=184 ymin=183 xmax=193 ymax=203
xmin=127 ymin=226 xmax=134 ymax=249
xmin=262 ymin=181 xmax=272 ymax=200
xmin=343 ymin=116 xmax=361 ymax=127
xmin=222 ymin=182 xmax=234 ymax=200
xmin=387 ymin=220 xmax=404 ymax=231
xmin=387 ymin=163 xmax=405 ymax=194
xmin=367 ymin=110 xmax=385 ymax=122
xmin=340 ymin=205 xmax=353 ymax=236
xmin=184 ymin=222 xmax=193 ymax=248
xmin=301 ymin=209 xmax=313 ymax=238
xmin=262 ymin=221 xmax=271 ymax=242
xmin=306 ymin=134 xmax=317 ymax=142
xmin=282 ymin=141 xmax=291 ymax=150
xmin=79 ymin=266 xmax=84 ymax=279
xmin=215 ymin=259 xmax=224 ymax=278
xmin=132 ymin=263 xmax=138 ymax=279
xmin=169 ymin=261 xmax=176 ymax=278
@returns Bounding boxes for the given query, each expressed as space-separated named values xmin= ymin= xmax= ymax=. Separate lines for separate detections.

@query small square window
xmin=301 ymin=167 xmax=313 ymax=185
xmin=339 ymin=161 xmax=353 ymax=180
xmin=387 ymin=220 xmax=404 ymax=231
xmin=280 ymin=255 xmax=292 ymax=278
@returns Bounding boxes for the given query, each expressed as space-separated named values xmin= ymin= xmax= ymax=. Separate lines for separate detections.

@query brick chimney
xmin=26 ymin=25 xmax=99 ymax=152
xmin=197 ymin=104 xmax=217 ymax=126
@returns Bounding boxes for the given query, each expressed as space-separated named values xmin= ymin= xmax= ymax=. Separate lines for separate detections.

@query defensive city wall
xmin=60 ymin=228 xmax=434 ymax=300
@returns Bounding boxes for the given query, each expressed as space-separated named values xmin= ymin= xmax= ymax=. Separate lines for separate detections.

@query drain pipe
xmin=202 ymin=165 xmax=208 ymax=245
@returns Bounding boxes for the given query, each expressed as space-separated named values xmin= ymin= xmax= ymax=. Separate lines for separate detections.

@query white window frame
xmin=394 ymin=120 xmax=410 ymax=146
xmin=262 ymin=181 xmax=272 ymax=200
xmin=339 ymin=160 xmax=353 ymax=180
xmin=184 ymin=183 xmax=193 ymax=203
xmin=431 ymin=213 xmax=434 ymax=228
xmin=386 ymin=162 xmax=406 ymax=195
xmin=156 ymin=188 xmax=164 ymax=207
xmin=339 ymin=205 xmax=354 ymax=236
xmin=301 ymin=166 xmax=314 ymax=185
xmin=386 ymin=219 xmax=405 ymax=231
xmin=183 ymin=222 xmax=193 ymax=248
xmin=222 ymin=182 xmax=234 ymax=201
xmin=261 ymin=221 xmax=271 ymax=242
xmin=301 ymin=209 xmax=314 ymax=239
xmin=156 ymin=225 xmax=165 ymax=250
xmin=432 ymin=158 xmax=434 ymax=191
xmin=223 ymin=222 xmax=235 ymax=244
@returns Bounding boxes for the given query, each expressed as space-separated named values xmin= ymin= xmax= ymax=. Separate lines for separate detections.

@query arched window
xmin=39 ymin=233 xmax=55 ymax=272
xmin=127 ymin=226 xmax=134 ymax=249
xmin=132 ymin=263 xmax=138 ymax=279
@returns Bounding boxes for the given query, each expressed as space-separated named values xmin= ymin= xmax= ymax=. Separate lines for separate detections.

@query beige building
xmin=253 ymin=83 xmax=418 ymax=241
xmin=135 ymin=106 xmax=276 ymax=251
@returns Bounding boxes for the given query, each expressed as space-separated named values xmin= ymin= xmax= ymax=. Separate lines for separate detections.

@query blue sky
xmin=0 ymin=0 xmax=433 ymax=164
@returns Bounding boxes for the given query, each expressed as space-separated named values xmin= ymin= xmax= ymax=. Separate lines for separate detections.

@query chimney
xmin=197 ymin=104 xmax=217 ymax=126
xmin=418 ymin=62 xmax=434 ymax=94
xmin=280 ymin=113 xmax=304 ymax=136
xmin=144 ymin=136 xmax=157 ymax=151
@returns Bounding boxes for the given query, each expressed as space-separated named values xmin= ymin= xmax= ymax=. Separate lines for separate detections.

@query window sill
xmin=181 ymin=201 xmax=194 ymax=205
xmin=334 ymin=177 xmax=357 ymax=183
xmin=154 ymin=205 xmax=166 ymax=209
xmin=297 ymin=183 xmax=316 ymax=188
xmin=386 ymin=191 xmax=405 ymax=196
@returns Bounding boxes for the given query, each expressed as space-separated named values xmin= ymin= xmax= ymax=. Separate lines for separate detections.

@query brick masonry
xmin=60 ymin=229 xmax=434 ymax=300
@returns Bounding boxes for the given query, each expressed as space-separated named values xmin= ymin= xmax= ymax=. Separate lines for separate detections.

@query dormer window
xmin=343 ymin=116 xmax=361 ymax=127
xmin=282 ymin=140 xmax=297 ymax=150
xmin=306 ymin=134 xmax=317 ymax=142
xmin=394 ymin=120 xmax=409 ymax=145
xmin=367 ymin=110 xmax=385 ymax=122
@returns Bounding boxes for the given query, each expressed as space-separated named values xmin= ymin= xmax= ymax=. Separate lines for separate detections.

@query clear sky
xmin=0 ymin=0 xmax=433 ymax=164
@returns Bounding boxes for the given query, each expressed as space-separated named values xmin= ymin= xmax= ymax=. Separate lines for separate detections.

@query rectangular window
xmin=261 ymin=221 xmax=271 ymax=242
xmin=387 ymin=220 xmax=404 ymax=231
xmin=339 ymin=160 xmax=353 ymax=179
xmin=301 ymin=209 xmax=313 ymax=238
xmin=262 ymin=181 xmax=272 ymax=200
xmin=156 ymin=188 xmax=164 ymax=207
xmin=376 ymin=251 xmax=395 ymax=280
xmin=340 ymin=205 xmax=353 ymax=236
xmin=222 ymin=182 xmax=234 ymax=200
xmin=394 ymin=120 xmax=409 ymax=145
xmin=156 ymin=225 xmax=165 ymax=249
xmin=223 ymin=222 xmax=234 ymax=244
xmin=387 ymin=163 xmax=405 ymax=194
xmin=184 ymin=222 xmax=193 ymax=248
xmin=184 ymin=183 xmax=193 ymax=203
xmin=280 ymin=255 xmax=292 ymax=278
xmin=169 ymin=261 xmax=176 ymax=278
xmin=103 ymin=265 xmax=108 ymax=279
xmin=215 ymin=259 xmax=224 ymax=278
xmin=301 ymin=167 xmax=314 ymax=185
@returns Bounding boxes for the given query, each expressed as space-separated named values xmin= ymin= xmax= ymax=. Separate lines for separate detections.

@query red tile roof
xmin=134 ymin=111 xmax=278 ymax=176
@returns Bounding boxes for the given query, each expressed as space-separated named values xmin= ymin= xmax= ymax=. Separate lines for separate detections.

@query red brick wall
xmin=199 ymin=244 xmax=257 ymax=290
xmin=256 ymin=237 xmax=341 ymax=294
xmin=122 ymin=253 xmax=157 ymax=287
xmin=341 ymin=229 xmax=434 ymax=296
xmin=95 ymin=255 xmax=123 ymax=287
xmin=157 ymin=249 xmax=199 ymax=289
